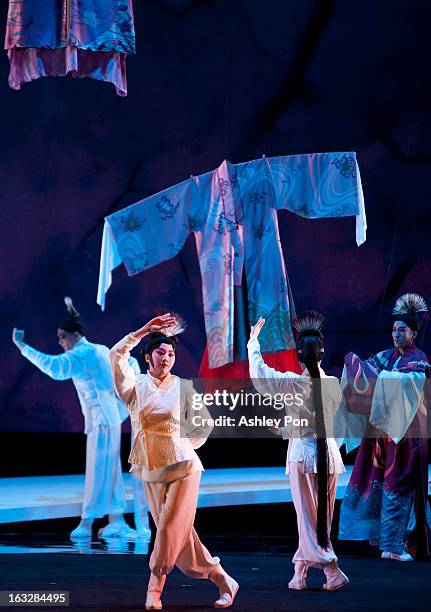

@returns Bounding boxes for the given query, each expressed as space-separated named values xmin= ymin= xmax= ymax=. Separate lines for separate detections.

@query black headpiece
xmin=59 ymin=297 xmax=85 ymax=335
xmin=140 ymin=314 xmax=186 ymax=360
xmin=292 ymin=310 xmax=325 ymax=362
xmin=392 ymin=293 xmax=428 ymax=332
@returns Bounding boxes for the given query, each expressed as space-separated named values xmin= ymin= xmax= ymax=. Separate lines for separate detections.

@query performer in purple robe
xmin=338 ymin=294 xmax=430 ymax=560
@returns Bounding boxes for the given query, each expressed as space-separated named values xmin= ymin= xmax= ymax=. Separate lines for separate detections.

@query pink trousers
xmin=144 ymin=471 xmax=220 ymax=591
xmin=289 ymin=461 xmax=338 ymax=568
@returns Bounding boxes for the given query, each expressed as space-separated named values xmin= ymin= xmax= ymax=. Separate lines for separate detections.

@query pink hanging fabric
xmin=5 ymin=1 xmax=135 ymax=96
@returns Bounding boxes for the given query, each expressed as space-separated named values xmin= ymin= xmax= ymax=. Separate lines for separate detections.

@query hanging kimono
xmin=97 ymin=152 xmax=366 ymax=375
xmin=338 ymin=346 xmax=431 ymax=559
xmin=5 ymin=0 xmax=135 ymax=96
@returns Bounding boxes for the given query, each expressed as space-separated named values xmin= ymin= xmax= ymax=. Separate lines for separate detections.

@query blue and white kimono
xmin=98 ymin=152 xmax=366 ymax=370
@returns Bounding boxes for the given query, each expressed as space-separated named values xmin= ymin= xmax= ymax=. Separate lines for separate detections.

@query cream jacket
xmin=110 ymin=334 xmax=211 ymax=482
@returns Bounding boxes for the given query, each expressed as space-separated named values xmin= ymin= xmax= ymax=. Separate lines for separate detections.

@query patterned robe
xmin=98 ymin=152 xmax=366 ymax=372
xmin=5 ymin=0 xmax=135 ymax=95
xmin=338 ymin=345 xmax=431 ymax=558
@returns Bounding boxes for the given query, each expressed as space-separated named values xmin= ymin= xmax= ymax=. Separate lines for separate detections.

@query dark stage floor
xmin=0 ymin=536 xmax=430 ymax=611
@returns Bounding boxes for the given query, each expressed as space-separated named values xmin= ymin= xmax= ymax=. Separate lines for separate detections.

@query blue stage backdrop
xmin=0 ymin=1 xmax=430 ymax=432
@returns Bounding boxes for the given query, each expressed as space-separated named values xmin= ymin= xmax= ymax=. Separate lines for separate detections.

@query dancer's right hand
xmin=12 ymin=328 xmax=25 ymax=348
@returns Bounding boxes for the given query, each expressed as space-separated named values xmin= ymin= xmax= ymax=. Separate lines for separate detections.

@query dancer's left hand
xmin=145 ymin=313 xmax=178 ymax=333
xmin=12 ymin=328 xmax=25 ymax=348
xmin=132 ymin=313 xmax=178 ymax=340
xmin=250 ymin=317 xmax=265 ymax=339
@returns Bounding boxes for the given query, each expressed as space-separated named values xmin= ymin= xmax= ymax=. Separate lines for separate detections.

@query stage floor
xmin=0 ymin=466 xmax=356 ymax=525
xmin=0 ymin=548 xmax=430 ymax=611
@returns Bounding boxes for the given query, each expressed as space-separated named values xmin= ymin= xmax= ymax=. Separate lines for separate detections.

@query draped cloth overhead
xmin=97 ymin=152 xmax=367 ymax=370
xmin=5 ymin=0 xmax=135 ymax=96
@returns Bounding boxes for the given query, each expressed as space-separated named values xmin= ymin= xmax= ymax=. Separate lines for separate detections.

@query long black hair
xmin=294 ymin=311 xmax=329 ymax=549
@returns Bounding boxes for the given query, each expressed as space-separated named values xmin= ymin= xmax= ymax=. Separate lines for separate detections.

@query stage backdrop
xmin=1 ymin=0 xmax=430 ymax=435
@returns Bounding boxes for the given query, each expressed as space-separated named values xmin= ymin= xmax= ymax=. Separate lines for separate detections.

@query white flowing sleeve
xmin=370 ymin=370 xmax=426 ymax=443
xmin=109 ymin=334 xmax=140 ymax=406
xmin=97 ymin=220 xmax=122 ymax=311
xmin=19 ymin=344 xmax=82 ymax=380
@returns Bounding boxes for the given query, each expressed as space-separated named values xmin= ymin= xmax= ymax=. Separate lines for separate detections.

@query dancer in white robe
xmin=248 ymin=313 xmax=348 ymax=591
xmin=12 ymin=297 xmax=147 ymax=539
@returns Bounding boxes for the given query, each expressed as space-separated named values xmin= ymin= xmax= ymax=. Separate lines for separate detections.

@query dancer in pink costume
xmin=248 ymin=312 xmax=348 ymax=591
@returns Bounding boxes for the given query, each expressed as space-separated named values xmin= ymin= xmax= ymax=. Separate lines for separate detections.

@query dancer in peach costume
xmin=110 ymin=313 xmax=239 ymax=610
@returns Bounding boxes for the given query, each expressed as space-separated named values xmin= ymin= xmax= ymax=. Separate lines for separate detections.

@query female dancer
xmin=110 ymin=313 xmax=238 ymax=610
xmin=248 ymin=312 xmax=348 ymax=590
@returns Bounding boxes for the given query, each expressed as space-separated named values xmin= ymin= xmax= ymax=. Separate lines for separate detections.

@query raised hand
xmin=132 ymin=313 xmax=178 ymax=340
xmin=250 ymin=317 xmax=265 ymax=339
xmin=145 ymin=313 xmax=178 ymax=333
xmin=12 ymin=328 xmax=25 ymax=348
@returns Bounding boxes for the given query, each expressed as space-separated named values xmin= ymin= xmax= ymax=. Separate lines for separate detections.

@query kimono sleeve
xmin=20 ymin=344 xmax=82 ymax=380
xmin=97 ymin=177 xmax=199 ymax=309
xmin=370 ymin=370 xmax=426 ymax=443
xmin=266 ymin=151 xmax=367 ymax=245
xmin=104 ymin=177 xmax=196 ymax=278
xmin=333 ymin=358 xmax=377 ymax=453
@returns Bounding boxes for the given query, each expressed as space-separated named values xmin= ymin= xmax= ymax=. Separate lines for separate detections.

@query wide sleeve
xmin=109 ymin=334 xmax=140 ymax=406
xmin=19 ymin=343 xmax=82 ymax=380
xmin=266 ymin=152 xmax=366 ymax=245
xmin=97 ymin=221 xmax=122 ymax=311
xmin=370 ymin=370 xmax=426 ymax=443
xmin=97 ymin=177 xmax=198 ymax=309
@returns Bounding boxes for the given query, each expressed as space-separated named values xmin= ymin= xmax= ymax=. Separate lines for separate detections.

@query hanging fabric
xmin=5 ymin=0 xmax=135 ymax=96
xmin=97 ymin=152 xmax=367 ymax=374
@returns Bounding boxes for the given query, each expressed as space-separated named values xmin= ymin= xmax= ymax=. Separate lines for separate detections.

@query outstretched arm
xmin=12 ymin=328 xmax=81 ymax=380
xmin=247 ymin=317 xmax=306 ymax=396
